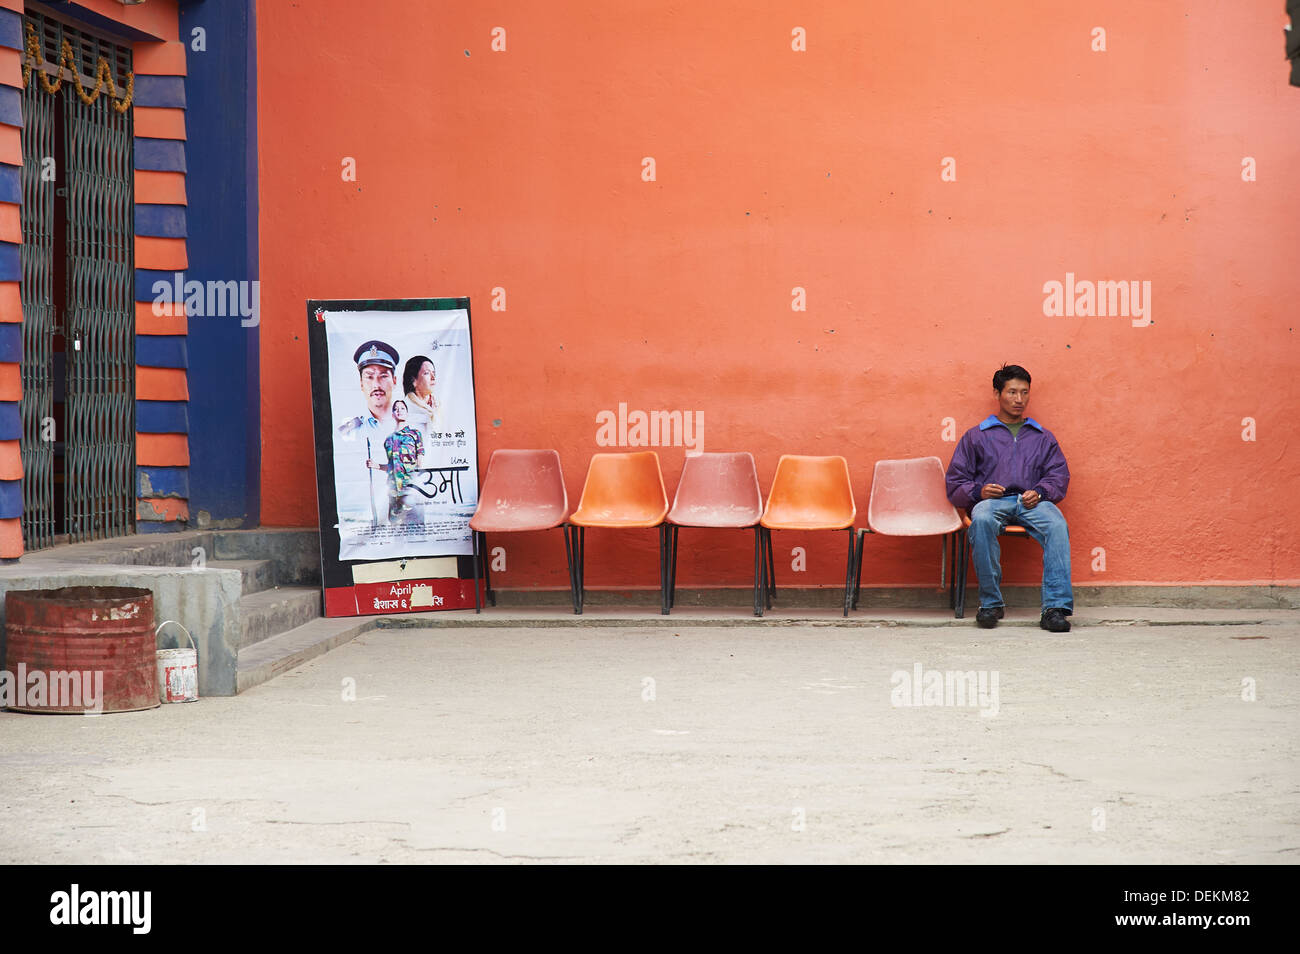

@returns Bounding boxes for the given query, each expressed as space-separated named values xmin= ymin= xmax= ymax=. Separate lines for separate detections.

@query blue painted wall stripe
xmin=0 ymin=165 xmax=19 ymax=205
xmin=0 ymin=11 xmax=22 ymax=51
xmin=136 ymin=335 xmax=188 ymax=369
xmin=0 ymin=87 xmax=20 ymax=128
xmin=137 ymin=466 xmax=190 ymax=499
xmin=138 ymin=521 xmax=187 ymax=533
xmin=134 ymin=75 xmax=186 ymax=109
xmin=135 ymin=138 xmax=187 ymax=173
xmin=136 ymin=400 xmax=189 ymax=434
xmin=136 ymin=204 xmax=187 ymax=239
xmin=0 ymin=241 xmax=17 ymax=281
xmin=0 ymin=401 xmax=19 ymax=441
xmin=0 ymin=323 xmax=20 ymax=363
xmin=0 ymin=479 xmax=21 ymax=519
xmin=136 ymin=269 xmax=186 ymax=303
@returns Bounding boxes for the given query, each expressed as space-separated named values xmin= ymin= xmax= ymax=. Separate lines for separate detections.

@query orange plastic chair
xmin=852 ymin=456 xmax=962 ymax=611
xmin=469 ymin=449 xmax=571 ymax=613
xmin=663 ymin=452 xmax=764 ymax=616
xmin=567 ymin=452 xmax=670 ymax=614
xmin=759 ymin=455 xmax=857 ymax=617
xmin=953 ymin=514 xmax=1036 ymax=619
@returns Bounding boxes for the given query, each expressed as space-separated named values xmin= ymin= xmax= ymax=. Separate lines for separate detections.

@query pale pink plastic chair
xmin=663 ymin=452 xmax=764 ymax=616
xmin=469 ymin=450 xmax=571 ymax=613
xmin=853 ymin=456 xmax=961 ymax=610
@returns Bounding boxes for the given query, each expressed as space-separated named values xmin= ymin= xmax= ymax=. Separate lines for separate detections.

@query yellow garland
xmin=21 ymin=22 xmax=134 ymax=113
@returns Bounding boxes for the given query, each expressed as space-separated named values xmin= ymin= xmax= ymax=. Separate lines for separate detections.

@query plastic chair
xmin=469 ymin=449 xmax=572 ymax=613
xmin=953 ymin=515 xmax=1036 ymax=619
xmin=759 ymin=455 xmax=857 ymax=617
xmin=852 ymin=457 xmax=962 ymax=610
xmin=663 ymin=452 xmax=765 ymax=616
xmin=567 ymin=452 xmax=669 ymax=614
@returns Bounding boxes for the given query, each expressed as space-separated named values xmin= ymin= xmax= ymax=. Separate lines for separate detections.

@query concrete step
xmin=208 ymin=558 xmax=275 ymax=596
xmin=238 ymin=586 xmax=322 ymax=650
xmin=235 ymin=617 xmax=375 ymax=693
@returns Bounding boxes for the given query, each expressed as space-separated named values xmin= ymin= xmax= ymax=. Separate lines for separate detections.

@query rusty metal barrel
xmin=4 ymin=586 xmax=159 ymax=714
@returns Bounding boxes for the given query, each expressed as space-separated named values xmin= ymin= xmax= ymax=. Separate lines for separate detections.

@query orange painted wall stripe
xmin=0 ymin=204 xmax=18 ymax=245
xmin=0 ymin=127 xmax=16 ymax=166
xmin=134 ymin=170 xmax=188 ymax=206
xmin=137 ymin=433 xmax=189 ymax=467
xmin=132 ymin=40 xmax=186 ymax=76
xmin=80 ymin=0 xmax=178 ymax=42
xmin=0 ymin=440 xmax=20 ymax=480
xmin=0 ymin=363 xmax=19 ymax=402
xmin=0 ymin=518 xmax=22 ymax=560
xmin=135 ymin=236 xmax=189 ymax=270
xmin=137 ymin=366 xmax=189 ymax=401
xmin=0 ymin=0 xmax=22 ymax=12
xmin=135 ymin=300 xmax=188 ymax=335
xmin=135 ymin=107 xmax=186 ymax=141
xmin=0 ymin=282 xmax=19 ymax=323
xmin=137 ymin=497 xmax=189 ymax=521
xmin=0 ymin=50 xmax=21 ymax=89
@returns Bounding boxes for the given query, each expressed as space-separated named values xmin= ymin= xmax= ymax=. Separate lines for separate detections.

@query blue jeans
xmin=968 ymin=497 xmax=1073 ymax=613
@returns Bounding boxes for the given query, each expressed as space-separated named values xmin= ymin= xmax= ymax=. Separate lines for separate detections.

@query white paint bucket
xmin=155 ymin=620 xmax=198 ymax=703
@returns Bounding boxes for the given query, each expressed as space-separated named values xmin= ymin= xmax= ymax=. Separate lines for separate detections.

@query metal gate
xmin=19 ymin=10 xmax=135 ymax=549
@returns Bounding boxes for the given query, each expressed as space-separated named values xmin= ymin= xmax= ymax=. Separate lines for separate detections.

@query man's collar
xmin=979 ymin=414 xmax=1042 ymax=431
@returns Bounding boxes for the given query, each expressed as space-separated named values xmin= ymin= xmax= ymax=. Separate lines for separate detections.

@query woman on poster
xmin=366 ymin=400 xmax=426 ymax=524
xmin=402 ymin=355 xmax=441 ymax=435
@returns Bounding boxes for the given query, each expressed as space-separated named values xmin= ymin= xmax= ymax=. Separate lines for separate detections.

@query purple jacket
xmin=945 ymin=416 xmax=1070 ymax=511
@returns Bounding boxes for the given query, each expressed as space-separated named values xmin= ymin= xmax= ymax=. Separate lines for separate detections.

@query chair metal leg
xmin=563 ymin=525 xmax=578 ymax=615
xmin=753 ymin=526 xmax=763 ymax=617
xmin=472 ymin=527 xmax=481 ymax=614
xmin=853 ymin=528 xmax=868 ymax=610
xmin=669 ymin=525 xmax=679 ymax=609
xmin=480 ymin=531 xmax=496 ymax=606
xmin=574 ymin=526 xmax=586 ymax=615
xmin=842 ymin=527 xmax=855 ymax=617
xmin=951 ymin=535 xmax=961 ymax=608
xmin=759 ymin=530 xmax=769 ymax=605
xmin=955 ymin=531 xmax=968 ymax=619
xmin=659 ymin=525 xmax=670 ymax=615
xmin=759 ymin=527 xmax=769 ymax=608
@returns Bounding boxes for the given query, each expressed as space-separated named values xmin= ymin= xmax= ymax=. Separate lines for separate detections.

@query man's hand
xmin=1020 ymin=490 xmax=1041 ymax=509
xmin=980 ymin=483 xmax=1005 ymax=500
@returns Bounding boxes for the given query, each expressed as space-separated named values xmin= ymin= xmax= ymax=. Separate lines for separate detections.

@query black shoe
xmin=1040 ymin=608 xmax=1071 ymax=633
xmin=976 ymin=606 xmax=1004 ymax=628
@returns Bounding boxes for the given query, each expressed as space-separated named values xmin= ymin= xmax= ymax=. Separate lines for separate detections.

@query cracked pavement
xmin=1 ymin=614 xmax=1297 ymax=863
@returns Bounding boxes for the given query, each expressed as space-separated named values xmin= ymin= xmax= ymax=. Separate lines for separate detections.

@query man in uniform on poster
xmin=336 ymin=339 xmax=401 ymax=525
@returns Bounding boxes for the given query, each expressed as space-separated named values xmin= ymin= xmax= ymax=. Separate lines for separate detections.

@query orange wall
xmin=258 ymin=1 xmax=1300 ymax=588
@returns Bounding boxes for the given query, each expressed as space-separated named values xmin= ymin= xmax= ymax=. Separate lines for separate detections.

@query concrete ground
xmin=1 ymin=606 xmax=1297 ymax=864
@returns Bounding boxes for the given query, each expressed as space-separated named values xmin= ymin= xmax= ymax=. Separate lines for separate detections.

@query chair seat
xmin=960 ymin=514 xmax=1029 ymax=534
xmin=667 ymin=452 xmax=763 ymax=528
xmin=568 ymin=452 xmax=669 ymax=528
xmin=470 ymin=500 xmax=568 ymax=533
xmin=867 ymin=456 xmax=961 ymax=536
xmin=569 ymin=507 xmax=665 ymax=528
xmin=760 ymin=455 xmax=855 ymax=531
xmin=469 ymin=449 xmax=569 ymax=533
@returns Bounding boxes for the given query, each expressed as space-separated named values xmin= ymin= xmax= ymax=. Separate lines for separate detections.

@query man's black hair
xmin=402 ymin=355 xmax=433 ymax=396
xmin=993 ymin=364 xmax=1031 ymax=392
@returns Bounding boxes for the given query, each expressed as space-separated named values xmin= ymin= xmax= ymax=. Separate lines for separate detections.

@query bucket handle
xmin=155 ymin=619 xmax=195 ymax=652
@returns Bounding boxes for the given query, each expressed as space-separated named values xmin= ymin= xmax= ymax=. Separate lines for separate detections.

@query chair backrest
xmin=867 ymin=456 xmax=961 ymax=536
xmin=668 ymin=452 xmax=762 ymax=528
xmin=571 ymin=451 xmax=669 ymax=526
xmin=469 ymin=449 xmax=568 ymax=532
xmin=761 ymin=455 xmax=855 ymax=530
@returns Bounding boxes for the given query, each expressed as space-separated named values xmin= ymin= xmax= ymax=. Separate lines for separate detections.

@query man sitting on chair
xmin=945 ymin=364 xmax=1073 ymax=633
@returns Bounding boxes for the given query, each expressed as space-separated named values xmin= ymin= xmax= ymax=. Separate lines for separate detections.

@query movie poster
xmin=320 ymin=307 xmax=478 ymax=561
